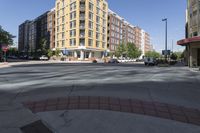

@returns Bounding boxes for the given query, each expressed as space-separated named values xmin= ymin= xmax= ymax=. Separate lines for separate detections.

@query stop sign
xmin=2 ymin=46 xmax=8 ymax=52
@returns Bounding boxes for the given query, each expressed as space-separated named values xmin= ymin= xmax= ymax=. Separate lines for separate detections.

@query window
xmin=89 ymin=21 xmax=93 ymax=29
xmin=70 ymin=39 xmax=76 ymax=46
xmin=96 ymin=41 xmax=100 ymax=47
xmin=70 ymin=2 xmax=76 ymax=11
xmin=103 ymin=4 xmax=106 ymax=10
xmin=62 ymin=16 xmax=65 ymax=23
xmin=62 ymin=24 xmax=65 ymax=31
xmin=96 ymin=24 xmax=100 ymax=32
xmin=89 ymin=3 xmax=93 ymax=11
xmin=62 ymin=32 xmax=65 ymax=39
xmin=89 ymin=12 xmax=93 ymax=20
xmin=89 ymin=30 xmax=93 ymax=38
xmin=96 ymin=7 xmax=100 ymax=15
xmin=102 ymin=35 xmax=106 ymax=42
xmin=97 ymin=0 xmax=100 ymax=7
xmin=70 ymin=20 xmax=76 ymax=28
xmin=96 ymin=33 xmax=100 ymax=40
xmin=102 ymin=27 xmax=106 ymax=34
xmin=70 ymin=11 xmax=76 ymax=20
xmin=70 ymin=30 xmax=76 ymax=37
xmin=89 ymin=39 xmax=93 ymax=46
xmin=57 ymin=26 xmax=59 ymax=32
xmin=96 ymin=16 xmax=100 ymax=23
xmin=62 ymin=40 xmax=65 ymax=47
xmin=102 ymin=42 xmax=106 ymax=48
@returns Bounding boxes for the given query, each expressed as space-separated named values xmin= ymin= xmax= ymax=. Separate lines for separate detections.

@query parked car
xmin=108 ymin=59 xmax=120 ymax=64
xmin=92 ymin=59 xmax=97 ymax=63
xmin=144 ymin=57 xmax=157 ymax=66
xmin=39 ymin=55 xmax=49 ymax=61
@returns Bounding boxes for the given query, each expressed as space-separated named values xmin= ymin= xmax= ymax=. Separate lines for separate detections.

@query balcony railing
xmin=80 ymin=6 xmax=85 ymax=11
xmin=80 ymin=34 xmax=85 ymax=38
xmin=80 ymin=15 xmax=85 ymax=20
xmin=80 ymin=25 xmax=85 ymax=29
xmin=80 ymin=43 xmax=85 ymax=46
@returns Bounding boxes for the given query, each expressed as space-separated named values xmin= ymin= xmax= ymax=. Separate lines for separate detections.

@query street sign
xmin=162 ymin=50 xmax=170 ymax=55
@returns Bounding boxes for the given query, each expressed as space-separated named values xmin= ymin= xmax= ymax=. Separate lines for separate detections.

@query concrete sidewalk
xmin=0 ymin=62 xmax=9 ymax=68
xmin=38 ymin=110 xmax=200 ymax=133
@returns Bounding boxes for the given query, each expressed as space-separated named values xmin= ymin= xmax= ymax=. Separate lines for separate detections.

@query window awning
xmin=177 ymin=36 xmax=200 ymax=46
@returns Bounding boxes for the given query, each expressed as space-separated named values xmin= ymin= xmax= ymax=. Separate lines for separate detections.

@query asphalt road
xmin=0 ymin=63 xmax=200 ymax=133
xmin=0 ymin=63 xmax=199 ymax=108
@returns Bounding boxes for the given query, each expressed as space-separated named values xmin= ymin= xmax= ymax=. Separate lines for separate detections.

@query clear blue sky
xmin=0 ymin=0 xmax=186 ymax=52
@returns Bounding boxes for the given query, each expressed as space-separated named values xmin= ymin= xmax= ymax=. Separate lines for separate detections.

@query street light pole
xmin=162 ymin=18 xmax=168 ymax=60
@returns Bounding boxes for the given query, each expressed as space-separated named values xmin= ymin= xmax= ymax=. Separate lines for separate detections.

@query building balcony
xmin=80 ymin=25 xmax=85 ymax=29
xmin=80 ymin=6 xmax=85 ymax=11
xmin=80 ymin=0 xmax=85 ymax=3
xmin=79 ymin=43 xmax=85 ymax=46
xmin=80 ymin=34 xmax=85 ymax=38
xmin=80 ymin=15 xmax=85 ymax=20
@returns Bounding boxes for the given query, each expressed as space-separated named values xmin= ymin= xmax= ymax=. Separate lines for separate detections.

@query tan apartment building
xmin=47 ymin=8 xmax=56 ymax=49
xmin=178 ymin=0 xmax=200 ymax=67
xmin=55 ymin=0 xmax=108 ymax=59
xmin=144 ymin=32 xmax=151 ymax=53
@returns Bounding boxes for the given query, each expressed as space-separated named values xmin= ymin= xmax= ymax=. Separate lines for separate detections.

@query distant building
xmin=18 ymin=20 xmax=31 ymax=54
xmin=47 ymin=8 xmax=56 ymax=49
xmin=107 ymin=9 xmax=151 ymax=57
xmin=133 ymin=26 xmax=142 ymax=48
xmin=144 ymin=32 xmax=151 ymax=53
xmin=177 ymin=0 xmax=200 ymax=67
xmin=18 ymin=11 xmax=52 ymax=55
xmin=107 ymin=9 xmax=124 ymax=52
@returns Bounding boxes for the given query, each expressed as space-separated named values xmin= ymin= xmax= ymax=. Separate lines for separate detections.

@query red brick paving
xmin=23 ymin=96 xmax=200 ymax=126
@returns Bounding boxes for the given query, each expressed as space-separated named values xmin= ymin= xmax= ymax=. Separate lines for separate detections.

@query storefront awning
xmin=177 ymin=36 xmax=200 ymax=46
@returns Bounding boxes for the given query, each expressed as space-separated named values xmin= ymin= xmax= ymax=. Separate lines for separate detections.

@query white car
xmin=39 ymin=55 xmax=49 ymax=61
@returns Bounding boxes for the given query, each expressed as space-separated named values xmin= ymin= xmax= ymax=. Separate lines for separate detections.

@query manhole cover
xmin=20 ymin=120 xmax=53 ymax=133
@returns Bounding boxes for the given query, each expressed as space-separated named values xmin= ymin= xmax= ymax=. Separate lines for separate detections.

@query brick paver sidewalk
xmin=23 ymin=96 xmax=200 ymax=126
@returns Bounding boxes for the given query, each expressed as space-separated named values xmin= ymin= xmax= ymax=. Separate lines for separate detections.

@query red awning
xmin=177 ymin=36 xmax=200 ymax=46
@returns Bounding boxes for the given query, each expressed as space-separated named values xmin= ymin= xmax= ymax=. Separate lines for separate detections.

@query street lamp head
xmin=162 ymin=18 xmax=167 ymax=21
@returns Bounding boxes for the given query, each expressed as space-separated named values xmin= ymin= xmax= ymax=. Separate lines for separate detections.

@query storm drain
xmin=20 ymin=120 xmax=53 ymax=133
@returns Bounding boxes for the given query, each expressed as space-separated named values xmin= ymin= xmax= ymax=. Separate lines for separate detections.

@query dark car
xmin=108 ymin=59 xmax=119 ymax=64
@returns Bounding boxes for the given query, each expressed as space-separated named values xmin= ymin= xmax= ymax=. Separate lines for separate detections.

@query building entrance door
xmin=198 ymin=48 xmax=200 ymax=66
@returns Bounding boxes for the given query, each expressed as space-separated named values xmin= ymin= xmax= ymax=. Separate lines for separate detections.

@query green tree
xmin=145 ymin=51 xmax=160 ymax=58
xmin=0 ymin=26 xmax=14 ymax=45
xmin=115 ymin=43 xmax=126 ymax=58
xmin=38 ymin=38 xmax=48 ymax=55
xmin=0 ymin=26 xmax=15 ymax=61
xmin=8 ymin=48 xmax=17 ymax=56
xmin=173 ymin=51 xmax=184 ymax=59
xmin=170 ymin=53 xmax=178 ymax=60
xmin=55 ymin=48 xmax=61 ymax=57
xmin=47 ymin=49 xmax=53 ymax=57
xmin=126 ymin=43 xmax=142 ymax=58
